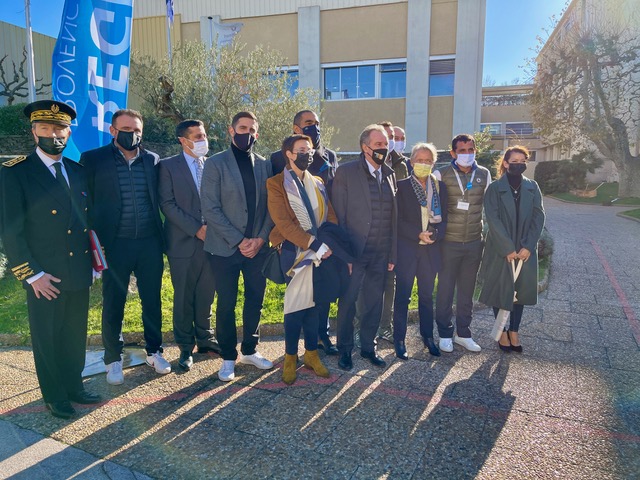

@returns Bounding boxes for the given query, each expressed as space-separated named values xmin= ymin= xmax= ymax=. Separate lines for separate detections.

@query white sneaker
xmin=439 ymin=338 xmax=454 ymax=353
xmin=239 ymin=352 xmax=273 ymax=370
xmin=106 ymin=360 xmax=124 ymax=385
xmin=454 ymin=336 xmax=482 ymax=352
xmin=218 ymin=360 xmax=236 ymax=382
xmin=146 ymin=352 xmax=172 ymax=374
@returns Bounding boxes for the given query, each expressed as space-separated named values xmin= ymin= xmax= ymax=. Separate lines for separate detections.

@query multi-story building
xmin=132 ymin=0 xmax=486 ymax=152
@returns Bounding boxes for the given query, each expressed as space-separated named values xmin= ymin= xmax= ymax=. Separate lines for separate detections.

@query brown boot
xmin=282 ymin=354 xmax=298 ymax=385
xmin=303 ymin=350 xmax=330 ymax=378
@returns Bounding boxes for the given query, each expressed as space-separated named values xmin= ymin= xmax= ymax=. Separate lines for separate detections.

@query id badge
xmin=457 ymin=200 xmax=470 ymax=211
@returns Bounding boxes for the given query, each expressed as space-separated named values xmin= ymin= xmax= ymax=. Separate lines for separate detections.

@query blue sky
xmin=1 ymin=0 xmax=568 ymax=86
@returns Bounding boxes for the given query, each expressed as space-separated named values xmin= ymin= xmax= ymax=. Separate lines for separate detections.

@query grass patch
xmin=620 ymin=208 xmax=640 ymax=220
xmin=550 ymin=182 xmax=640 ymax=205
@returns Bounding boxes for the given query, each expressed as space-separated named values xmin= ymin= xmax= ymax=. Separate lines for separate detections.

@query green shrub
xmin=535 ymin=152 xmax=602 ymax=194
xmin=0 ymin=103 xmax=31 ymax=136
xmin=537 ymin=227 xmax=554 ymax=261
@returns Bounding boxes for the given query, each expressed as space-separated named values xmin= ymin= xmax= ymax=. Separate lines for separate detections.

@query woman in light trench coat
xmin=479 ymin=146 xmax=545 ymax=352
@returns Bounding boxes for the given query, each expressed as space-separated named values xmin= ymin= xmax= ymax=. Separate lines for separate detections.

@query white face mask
xmin=455 ymin=153 xmax=475 ymax=168
xmin=189 ymin=139 xmax=209 ymax=158
xmin=387 ymin=138 xmax=395 ymax=153
xmin=393 ymin=140 xmax=405 ymax=154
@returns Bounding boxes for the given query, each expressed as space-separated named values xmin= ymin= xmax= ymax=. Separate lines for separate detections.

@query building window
xmin=324 ymin=65 xmax=375 ymax=100
xmin=286 ymin=70 xmax=299 ymax=96
xmin=380 ymin=63 xmax=406 ymax=98
xmin=505 ymin=122 xmax=535 ymax=136
xmin=429 ymin=59 xmax=455 ymax=97
xmin=480 ymin=123 xmax=502 ymax=135
xmin=481 ymin=94 xmax=529 ymax=107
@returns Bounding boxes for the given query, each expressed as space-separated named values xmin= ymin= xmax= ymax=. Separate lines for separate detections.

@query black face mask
xmin=116 ymin=130 xmax=142 ymax=151
xmin=293 ymin=152 xmax=313 ymax=171
xmin=369 ymin=147 xmax=388 ymax=166
xmin=508 ymin=163 xmax=527 ymax=176
xmin=233 ymin=132 xmax=256 ymax=152
xmin=302 ymin=124 xmax=321 ymax=149
xmin=37 ymin=136 xmax=67 ymax=156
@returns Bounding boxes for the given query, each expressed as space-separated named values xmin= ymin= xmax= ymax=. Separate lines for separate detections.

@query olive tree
xmin=530 ymin=7 xmax=640 ymax=197
xmin=130 ymin=40 xmax=332 ymax=156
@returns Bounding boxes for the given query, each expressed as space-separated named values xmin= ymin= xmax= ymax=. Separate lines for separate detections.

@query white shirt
xmin=364 ymin=157 xmax=382 ymax=183
xmin=36 ymin=147 xmax=69 ymax=186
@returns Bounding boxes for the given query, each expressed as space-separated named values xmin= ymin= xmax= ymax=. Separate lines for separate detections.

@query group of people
xmin=0 ymin=99 xmax=545 ymax=419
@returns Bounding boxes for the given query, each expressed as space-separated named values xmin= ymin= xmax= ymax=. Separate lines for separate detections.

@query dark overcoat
xmin=479 ymin=174 xmax=545 ymax=310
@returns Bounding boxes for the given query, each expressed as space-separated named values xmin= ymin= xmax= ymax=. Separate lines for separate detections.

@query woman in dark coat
xmin=393 ymin=143 xmax=448 ymax=359
xmin=479 ymin=146 xmax=545 ymax=352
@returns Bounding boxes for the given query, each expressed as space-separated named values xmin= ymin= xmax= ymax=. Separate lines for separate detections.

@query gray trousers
xmin=435 ymin=239 xmax=483 ymax=338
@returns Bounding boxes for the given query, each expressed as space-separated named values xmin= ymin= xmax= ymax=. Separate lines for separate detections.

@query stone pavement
xmin=0 ymin=197 xmax=639 ymax=479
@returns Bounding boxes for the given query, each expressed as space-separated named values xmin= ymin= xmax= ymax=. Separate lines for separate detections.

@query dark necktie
xmin=375 ymin=169 xmax=382 ymax=194
xmin=53 ymin=161 xmax=70 ymax=194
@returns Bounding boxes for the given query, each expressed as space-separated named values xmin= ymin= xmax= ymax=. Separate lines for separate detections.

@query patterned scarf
xmin=410 ymin=174 xmax=442 ymax=223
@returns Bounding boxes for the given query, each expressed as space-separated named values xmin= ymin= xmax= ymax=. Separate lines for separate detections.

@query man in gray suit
xmin=201 ymin=111 xmax=274 ymax=382
xmin=158 ymin=119 xmax=221 ymax=372
xmin=331 ymin=124 xmax=397 ymax=371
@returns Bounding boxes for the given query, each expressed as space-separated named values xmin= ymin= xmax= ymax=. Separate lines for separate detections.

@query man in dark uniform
xmin=270 ymin=110 xmax=340 ymax=355
xmin=0 ymin=100 xmax=101 ymax=419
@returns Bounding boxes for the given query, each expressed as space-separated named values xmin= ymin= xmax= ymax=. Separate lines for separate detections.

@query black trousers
xmin=336 ymin=253 xmax=388 ymax=354
xmin=394 ymin=246 xmax=438 ymax=344
xmin=493 ymin=305 xmax=525 ymax=332
xmin=435 ymin=239 xmax=483 ymax=338
xmin=284 ymin=306 xmax=319 ymax=355
xmin=27 ymin=287 xmax=89 ymax=403
xmin=102 ymin=236 xmax=164 ymax=364
xmin=316 ymin=302 xmax=331 ymax=342
xmin=209 ymin=249 xmax=267 ymax=361
xmin=167 ymin=242 xmax=216 ymax=352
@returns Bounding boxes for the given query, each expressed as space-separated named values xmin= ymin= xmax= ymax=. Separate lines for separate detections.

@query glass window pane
xmin=380 ymin=62 xmax=406 ymax=72
xmin=341 ymin=66 xmax=358 ymax=99
xmin=287 ymin=71 xmax=299 ymax=97
xmin=357 ymin=65 xmax=375 ymax=98
xmin=324 ymin=68 xmax=340 ymax=100
xmin=429 ymin=73 xmax=454 ymax=96
xmin=381 ymin=70 xmax=406 ymax=98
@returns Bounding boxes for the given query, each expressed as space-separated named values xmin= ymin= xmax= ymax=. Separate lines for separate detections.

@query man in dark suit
xmin=158 ymin=119 xmax=220 ymax=371
xmin=201 ymin=111 xmax=275 ymax=382
xmin=0 ymin=100 xmax=100 ymax=419
xmin=81 ymin=109 xmax=170 ymax=385
xmin=330 ymin=124 xmax=397 ymax=370
xmin=270 ymin=109 xmax=340 ymax=355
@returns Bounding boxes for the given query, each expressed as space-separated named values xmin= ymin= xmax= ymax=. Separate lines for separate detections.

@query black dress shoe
xmin=360 ymin=350 xmax=387 ymax=367
xmin=424 ymin=337 xmax=441 ymax=357
xmin=338 ymin=351 xmax=353 ymax=371
xmin=46 ymin=401 xmax=76 ymax=419
xmin=179 ymin=351 xmax=194 ymax=371
xmin=196 ymin=340 xmax=222 ymax=355
xmin=507 ymin=331 xmax=523 ymax=353
xmin=68 ymin=390 xmax=102 ymax=404
xmin=394 ymin=341 xmax=409 ymax=360
xmin=318 ymin=339 xmax=339 ymax=356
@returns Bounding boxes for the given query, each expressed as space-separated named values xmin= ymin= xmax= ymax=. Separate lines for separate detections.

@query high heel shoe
xmin=497 ymin=331 xmax=511 ymax=352
xmin=507 ymin=331 xmax=523 ymax=353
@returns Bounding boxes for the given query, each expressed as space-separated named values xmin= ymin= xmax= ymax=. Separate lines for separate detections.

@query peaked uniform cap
xmin=24 ymin=100 xmax=76 ymax=127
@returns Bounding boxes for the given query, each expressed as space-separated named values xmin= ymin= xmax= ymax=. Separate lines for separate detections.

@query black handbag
xmin=261 ymin=243 xmax=286 ymax=284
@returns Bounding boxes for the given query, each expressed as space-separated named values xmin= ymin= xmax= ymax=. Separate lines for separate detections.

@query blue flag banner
xmin=52 ymin=0 xmax=134 ymax=160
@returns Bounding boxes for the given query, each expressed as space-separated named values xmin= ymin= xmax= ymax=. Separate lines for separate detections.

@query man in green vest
xmin=433 ymin=134 xmax=491 ymax=353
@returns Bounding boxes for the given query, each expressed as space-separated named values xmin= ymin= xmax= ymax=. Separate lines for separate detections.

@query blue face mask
xmin=302 ymin=124 xmax=321 ymax=149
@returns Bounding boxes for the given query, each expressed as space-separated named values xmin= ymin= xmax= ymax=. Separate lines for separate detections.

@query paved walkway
xmin=1 ymin=198 xmax=639 ymax=479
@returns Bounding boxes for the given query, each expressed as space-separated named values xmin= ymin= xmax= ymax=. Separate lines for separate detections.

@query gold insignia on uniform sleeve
xmin=2 ymin=156 xmax=27 ymax=167
xmin=11 ymin=262 xmax=35 ymax=281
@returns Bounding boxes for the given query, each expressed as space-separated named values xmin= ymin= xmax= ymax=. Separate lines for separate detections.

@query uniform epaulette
xmin=2 ymin=156 xmax=27 ymax=167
